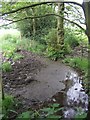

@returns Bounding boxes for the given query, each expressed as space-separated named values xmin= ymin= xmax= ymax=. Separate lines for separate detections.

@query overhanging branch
xmin=1 ymin=13 xmax=85 ymax=31
xmin=1 ymin=1 xmax=83 ymax=16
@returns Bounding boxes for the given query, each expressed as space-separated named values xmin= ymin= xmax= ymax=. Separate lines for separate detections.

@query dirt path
xmin=2 ymin=50 xmax=75 ymax=109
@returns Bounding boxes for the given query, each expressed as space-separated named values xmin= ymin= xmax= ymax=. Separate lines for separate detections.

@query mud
xmin=2 ymin=50 xmax=73 ymax=108
xmin=2 ymin=50 xmax=88 ymax=119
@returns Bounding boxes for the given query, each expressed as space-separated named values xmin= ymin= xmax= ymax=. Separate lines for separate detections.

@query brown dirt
xmin=2 ymin=50 xmax=75 ymax=117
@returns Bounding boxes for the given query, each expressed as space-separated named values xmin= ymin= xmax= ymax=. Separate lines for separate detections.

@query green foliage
xmin=2 ymin=34 xmax=17 ymax=44
xmin=75 ymin=108 xmax=87 ymax=119
xmin=63 ymin=43 xmax=72 ymax=54
xmin=45 ymin=28 xmax=57 ymax=45
xmin=63 ymin=57 xmax=88 ymax=73
xmin=3 ymin=49 xmax=15 ymax=59
xmin=2 ymin=95 xmax=14 ymax=111
xmin=18 ymin=37 xmax=46 ymax=55
xmin=2 ymin=95 xmax=18 ymax=120
xmin=29 ymin=40 xmax=46 ymax=54
xmin=16 ymin=111 xmax=32 ymax=120
xmin=64 ymin=28 xmax=80 ymax=48
xmin=0 ymin=29 xmax=20 ymax=59
xmin=2 ymin=62 xmax=12 ymax=72
xmin=44 ymin=28 xmax=71 ymax=60
xmin=45 ymin=28 xmax=61 ymax=59
xmin=13 ymin=53 xmax=24 ymax=61
xmin=63 ymin=57 xmax=88 ymax=91
xmin=2 ymin=94 xmax=24 ymax=120
xmin=17 ymin=103 xmax=62 ymax=120
xmin=0 ymin=29 xmax=20 ymax=42
xmin=16 ymin=4 xmax=56 ymax=39
xmin=16 ymin=110 xmax=40 ymax=120
xmin=83 ymin=72 xmax=88 ymax=90
xmin=75 ymin=112 xmax=87 ymax=119
xmin=40 ymin=103 xmax=62 ymax=119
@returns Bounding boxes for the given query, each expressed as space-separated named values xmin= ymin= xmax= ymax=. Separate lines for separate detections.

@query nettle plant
xmin=17 ymin=103 xmax=63 ymax=120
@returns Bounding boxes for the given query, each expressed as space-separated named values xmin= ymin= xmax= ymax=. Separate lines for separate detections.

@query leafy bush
xmin=0 ymin=29 xmax=20 ymax=43
xmin=18 ymin=38 xmax=46 ymax=55
xmin=44 ymin=28 xmax=71 ymax=60
xmin=16 ymin=5 xmax=56 ymax=39
xmin=45 ymin=28 xmax=61 ymax=59
xmin=17 ymin=103 xmax=62 ymax=120
xmin=63 ymin=57 xmax=88 ymax=91
xmin=62 ymin=43 xmax=72 ymax=54
xmin=75 ymin=108 xmax=87 ymax=119
xmin=2 ymin=95 xmax=14 ymax=111
xmin=45 ymin=28 xmax=57 ymax=45
xmin=39 ymin=103 xmax=63 ymax=119
xmin=16 ymin=111 xmax=32 ymax=120
xmin=0 ymin=29 xmax=21 ymax=61
xmin=63 ymin=57 xmax=88 ymax=73
xmin=2 ymin=33 xmax=18 ymax=43
xmin=13 ymin=53 xmax=24 ymax=61
xmin=2 ymin=62 xmax=12 ymax=72
xmin=64 ymin=28 xmax=79 ymax=48
xmin=3 ymin=48 xmax=15 ymax=59
xmin=2 ymin=95 xmax=18 ymax=120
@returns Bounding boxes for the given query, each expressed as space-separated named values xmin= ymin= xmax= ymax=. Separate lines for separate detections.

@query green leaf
xmin=75 ymin=112 xmax=87 ymax=119
xmin=51 ymin=103 xmax=60 ymax=108
xmin=41 ymin=108 xmax=51 ymax=112
xmin=17 ymin=111 xmax=31 ymax=120
xmin=47 ymin=115 xmax=62 ymax=119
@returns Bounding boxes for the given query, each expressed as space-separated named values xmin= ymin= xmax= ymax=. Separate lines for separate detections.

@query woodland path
xmin=2 ymin=50 xmax=76 ymax=109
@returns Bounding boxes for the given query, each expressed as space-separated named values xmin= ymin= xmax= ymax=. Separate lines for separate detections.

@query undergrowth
xmin=16 ymin=103 xmax=63 ymax=120
xmin=75 ymin=107 xmax=87 ymax=119
xmin=17 ymin=37 xmax=46 ymax=55
xmin=1 ymin=62 xmax=12 ymax=72
xmin=63 ymin=57 xmax=88 ymax=93
xmin=63 ymin=57 xmax=88 ymax=73
xmin=2 ymin=95 xmax=63 ymax=120
xmin=0 ymin=28 xmax=89 ymax=119
xmin=2 ymin=95 xmax=20 ymax=120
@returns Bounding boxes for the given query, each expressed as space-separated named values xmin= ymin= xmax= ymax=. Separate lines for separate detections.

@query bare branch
xmin=1 ymin=1 xmax=83 ymax=16
xmin=2 ymin=18 xmax=13 ymax=21
xmin=67 ymin=3 xmax=82 ymax=14
xmin=64 ymin=11 xmax=69 ymax=18
xmin=0 ymin=13 xmax=85 ymax=31
xmin=74 ymin=18 xmax=85 ymax=24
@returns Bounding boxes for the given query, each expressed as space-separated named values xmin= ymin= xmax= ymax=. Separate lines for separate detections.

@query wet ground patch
xmin=2 ymin=50 xmax=88 ymax=119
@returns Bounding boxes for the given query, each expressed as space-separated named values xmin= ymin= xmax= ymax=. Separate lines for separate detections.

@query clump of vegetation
xmin=13 ymin=53 xmax=24 ymax=61
xmin=17 ymin=37 xmax=46 ymax=55
xmin=45 ymin=28 xmax=60 ymax=59
xmin=39 ymin=103 xmax=63 ymax=119
xmin=63 ymin=57 xmax=88 ymax=92
xmin=2 ymin=95 xmax=19 ymax=120
xmin=16 ymin=103 xmax=63 ymax=120
xmin=3 ymin=95 xmax=14 ymax=112
xmin=63 ymin=57 xmax=88 ymax=73
xmin=2 ymin=62 xmax=12 ymax=72
xmin=44 ymin=28 xmax=71 ymax=60
xmin=65 ymin=28 xmax=80 ymax=48
xmin=2 ymin=95 xmax=63 ymax=120
xmin=75 ymin=107 xmax=87 ymax=120
xmin=0 ymin=29 xmax=21 ymax=61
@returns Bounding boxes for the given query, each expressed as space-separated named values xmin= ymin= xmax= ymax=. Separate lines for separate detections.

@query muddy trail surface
xmin=2 ymin=50 xmax=77 ymax=111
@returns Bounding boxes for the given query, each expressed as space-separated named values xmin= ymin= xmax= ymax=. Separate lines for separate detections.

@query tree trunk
xmin=87 ymin=36 xmax=90 ymax=120
xmin=57 ymin=3 xmax=64 ymax=48
xmin=32 ymin=8 xmax=36 ymax=39
xmin=82 ymin=1 xmax=90 ymax=119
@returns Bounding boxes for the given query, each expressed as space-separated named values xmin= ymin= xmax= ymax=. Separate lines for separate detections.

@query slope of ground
xmin=2 ymin=50 xmax=75 ymax=110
